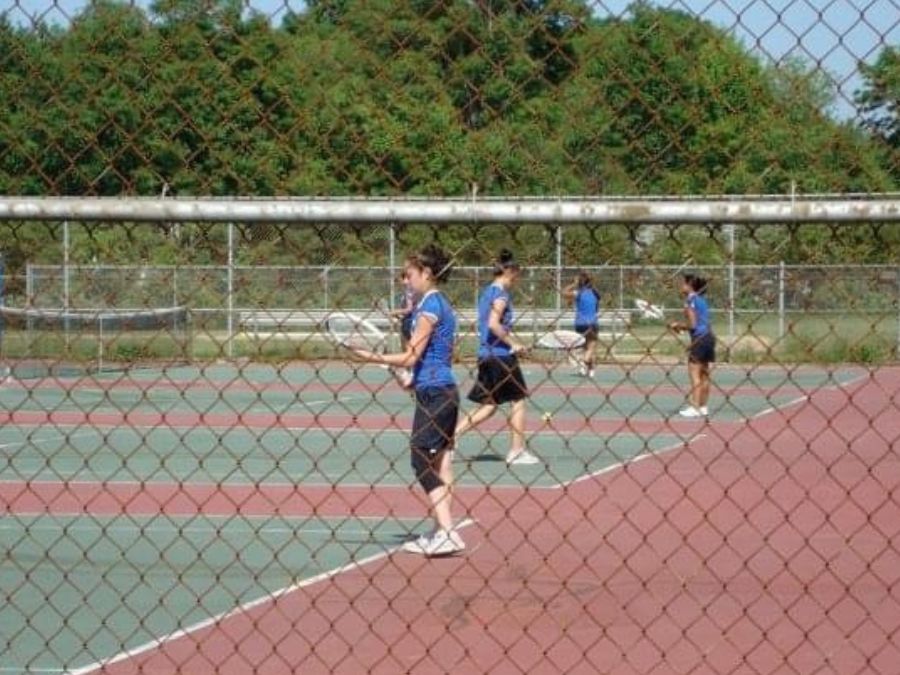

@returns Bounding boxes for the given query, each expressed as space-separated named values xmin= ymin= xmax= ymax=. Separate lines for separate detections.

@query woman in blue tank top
xmin=669 ymin=274 xmax=715 ymax=418
xmin=349 ymin=244 xmax=464 ymax=557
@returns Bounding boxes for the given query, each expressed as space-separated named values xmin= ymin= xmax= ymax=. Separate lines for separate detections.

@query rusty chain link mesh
xmin=1 ymin=1 xmax=900 ymax=673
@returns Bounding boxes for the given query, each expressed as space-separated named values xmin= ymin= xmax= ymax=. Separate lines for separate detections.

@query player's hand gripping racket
xmin=324 ymin=311 xmax=412 ymax=389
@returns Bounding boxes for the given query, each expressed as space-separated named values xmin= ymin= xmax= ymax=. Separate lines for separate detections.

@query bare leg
xmin=688 ymin=361 xmax=704 ymax=408
xmin=508 ymin=398 xmax=527 ymax=454
xmin=455 ymin=403 xmax=497 ymax=437
xmin=428 ymin=450 xmax=454 ymax=532
xmin=698 ymin=363 xmax=711 ymax=408
xmin=583 ymin=336 xmax=597 ymax=371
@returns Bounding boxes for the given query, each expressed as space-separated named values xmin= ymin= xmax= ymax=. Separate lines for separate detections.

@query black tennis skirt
xmin=467 ymin=355 xmax=529 ymax=405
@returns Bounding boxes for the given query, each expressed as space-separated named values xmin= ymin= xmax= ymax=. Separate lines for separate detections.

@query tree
xmin=858 ymin=47 xmax=900 ymax=148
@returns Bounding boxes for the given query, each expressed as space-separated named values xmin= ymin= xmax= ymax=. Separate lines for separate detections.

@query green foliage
xmin=0 ymin=0 xmax=896 ymax=269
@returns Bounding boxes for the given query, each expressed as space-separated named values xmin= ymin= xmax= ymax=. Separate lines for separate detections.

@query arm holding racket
xmin=324 ymin=311 xmax=413 ymax=388
xmin=344 ymin=313 xmax=443 ymax=389
xmin=489 ymin=298 xmax=528 ymax=355
xmin=668 ymin=303 xmax=696 ymax=334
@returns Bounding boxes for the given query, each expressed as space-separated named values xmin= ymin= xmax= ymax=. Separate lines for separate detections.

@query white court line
xmin=0 ymin=431 xmax=102 ymax=452
xmin=549 ymin=434 xmax=708 ymax=489
xmin=549 ymin=370 xmax=870 ymax=490
xmin=751 ymin=370 xmax=869 ymax=419
xmin=67 ymin=517 xmax=475 ymax=675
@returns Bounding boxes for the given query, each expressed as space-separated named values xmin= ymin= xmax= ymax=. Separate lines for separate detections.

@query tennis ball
xmin=542 ymin=411 xmax=553 ymax=423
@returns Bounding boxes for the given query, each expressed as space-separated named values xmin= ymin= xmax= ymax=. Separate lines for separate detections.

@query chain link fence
xmin=1 ymin=1 xmax=900 ymax=673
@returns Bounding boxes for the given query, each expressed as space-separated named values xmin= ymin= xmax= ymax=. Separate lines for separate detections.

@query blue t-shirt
xmin=411 ymin=290 xmax=457 ymax=389
xmin=477 ymin=283 xmax=513 ymax=358
xmin=575 ymin=286 xmax=600 ymax=327
xmin=687 ymin=292 xmax=711 ymax=338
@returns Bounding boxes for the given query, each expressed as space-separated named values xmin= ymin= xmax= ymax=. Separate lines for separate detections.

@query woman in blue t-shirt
xmin=350 ymin=244 xmax=464 ymax=557
xmin=455 ymin=249 xmax=538 ymax=466
xmin=563 ymin=271 xmax=601 ymax=377
xmin=669 ymin=274 xmax=715 ymax=418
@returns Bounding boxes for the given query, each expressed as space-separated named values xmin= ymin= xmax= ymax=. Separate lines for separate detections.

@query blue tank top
xmin=687 ymin=292 xmax=711 ymax=338
xmin=575 ymin=286 xmax=600 ymax=326
xmin=477 ymin=283 xmax=513 ymax=358
xmin=411 ymin=290 xmax=457 ymax=389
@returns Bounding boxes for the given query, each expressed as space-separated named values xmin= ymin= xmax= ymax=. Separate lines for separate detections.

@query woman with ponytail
xmin=563 ymin=270 xmax=601 ymax=377
xmin=669 ymin=274 xmax=715 ymax=418
xmin=456 ymin=249 xmax=538 ymax=465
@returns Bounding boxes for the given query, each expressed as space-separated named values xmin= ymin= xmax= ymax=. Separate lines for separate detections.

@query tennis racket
xmin=632 ymin=257 xmax=694 ymax=322
xmin=533 ymin=329 xmax=587 ymax=368
xmin=634 ymin=298 xmax=665 ymax=320
xmin=323 ymin=311 xmax=412 ymax=388
xmin=533 ymin=329 xmax=585 ymax=351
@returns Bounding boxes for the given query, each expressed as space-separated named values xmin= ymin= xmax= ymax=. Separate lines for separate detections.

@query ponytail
xmin=493 ymin=248 xmax=520 ymax=277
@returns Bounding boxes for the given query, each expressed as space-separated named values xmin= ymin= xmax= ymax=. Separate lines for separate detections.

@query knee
xmin=411 ymin=447 xmax=444 ymax=493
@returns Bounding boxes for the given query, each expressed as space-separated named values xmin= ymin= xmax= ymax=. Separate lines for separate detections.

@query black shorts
xmin=411 ymin=385 xmax=459 ymax=452
xmin=689 ymin=333 xmax=716 ymax=364
xmin=467 ymin=355 xmax=529 ymax=405
xmin=575 ymin=323 xmax=599 ymax=340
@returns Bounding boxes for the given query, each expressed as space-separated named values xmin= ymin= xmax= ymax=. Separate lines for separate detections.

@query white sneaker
xmin=448 ymin=529 xmax=466 ymax=551
xmin=587 ymin=368 xmax=595 ymax=378
xmin=679 ymin=406 xmax=703 ymax=418
xmin=402 ymin=532 xmax=433 ymax=554
xmin=403 ymin=529 xmax=464 ymax=556
xmin=699 ymin=406 xmax=709 ymax=416
xmin=507 ymin=449 xmax=541 ymax=465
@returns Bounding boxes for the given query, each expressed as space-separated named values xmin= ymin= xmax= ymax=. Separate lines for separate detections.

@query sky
xmin=3 ymin=0 xmax=899 ymax=120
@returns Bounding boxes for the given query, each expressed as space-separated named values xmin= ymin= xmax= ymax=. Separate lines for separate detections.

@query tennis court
xmin=2 ymin=358 xmax=890 ymax=673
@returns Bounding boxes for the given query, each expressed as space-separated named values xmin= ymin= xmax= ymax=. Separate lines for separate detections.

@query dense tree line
xmin=0 ymin=0 xmax=897 ymax=271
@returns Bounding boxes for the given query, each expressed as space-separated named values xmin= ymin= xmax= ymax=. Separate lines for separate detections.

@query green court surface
xmin=0 ymin=513 xmax=419 ymax=673
xmin=0 ymin=424 xmax=685 ymax=488
xmin=0 ymin=362 xmax=862 ymax=489
xmin=0 ymin=362 xmax=861 ymax=423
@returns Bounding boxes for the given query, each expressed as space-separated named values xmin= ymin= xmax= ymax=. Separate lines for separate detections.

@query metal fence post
xmin=779 ymin=261 xmax=785 ymax=340
xmin=227 ymin=222 xmax=234 ymax=359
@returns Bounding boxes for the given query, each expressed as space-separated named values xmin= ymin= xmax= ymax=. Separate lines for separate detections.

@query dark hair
xmin=493 ymin=248 xmax=520 ymax=276
xmin=410 ymin=244 xmax=452 ymax=283
xmin=577 ymin=271 xmax=593 ymax=288
xmin=684 ymin=273 xmax=708 ymax=295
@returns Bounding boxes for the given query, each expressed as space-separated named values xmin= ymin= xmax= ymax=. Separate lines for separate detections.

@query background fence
xmin=13 ymin=261 xmax=900 ymax=356
xmin=2 ymin=0 xmax=900 ymax=672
